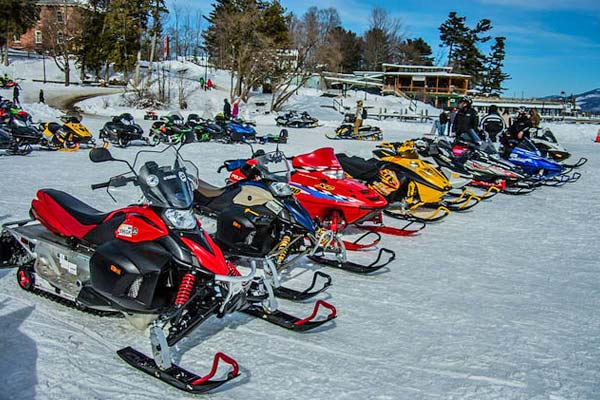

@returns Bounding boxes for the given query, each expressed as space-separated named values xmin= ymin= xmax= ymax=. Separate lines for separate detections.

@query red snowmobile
xmin=0 ymin=145 xmax=336 ymax=394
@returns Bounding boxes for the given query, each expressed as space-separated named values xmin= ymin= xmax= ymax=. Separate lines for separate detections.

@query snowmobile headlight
xmin=323 ymin=169 xmax=345 ymax=180
xmin=164 ymin=209 xmax=196 ymax=230
xmin=269 ymin=182 xmax=293 ymax=197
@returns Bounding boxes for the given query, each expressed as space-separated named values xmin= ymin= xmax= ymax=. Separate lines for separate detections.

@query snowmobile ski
xmin=243 ymin=299 xmax=337 ymax=331
xmin=309 ymin=247 xmax=396 ymax=274
xmin=383 ymin=205 xmax=450 ymax=223
xmin=273 ymin=271 xmax=332 ymax=301
xmin=117 ymin=347 xmax=240 ymax=394
xmin=355 ymin=220 xmax=426 ymax=237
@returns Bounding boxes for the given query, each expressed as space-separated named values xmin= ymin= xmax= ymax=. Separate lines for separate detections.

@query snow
xmin=1 ymin=118 xmax=599 ymax=399
xmin=2 ymin=57 xmax=600 ymax=399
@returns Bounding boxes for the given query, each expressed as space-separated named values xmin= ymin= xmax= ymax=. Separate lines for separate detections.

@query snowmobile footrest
xmin=309 ymin=248 xmax=396 ymax=274
xmin=117 ymin=347 xmax=239 ymax=394
xmin=243 ymin=300 xmax=336 ymax=331
xmin=274 ymin=271 xmax=332 ymax=301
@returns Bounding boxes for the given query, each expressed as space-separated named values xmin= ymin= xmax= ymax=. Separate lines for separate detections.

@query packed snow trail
xmin=1 ymin=120 xmax=599 ymax=399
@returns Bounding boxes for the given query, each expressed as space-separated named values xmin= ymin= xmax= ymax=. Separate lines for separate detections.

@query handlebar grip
xmin=91 ymin=182 xmax=110 ymax=190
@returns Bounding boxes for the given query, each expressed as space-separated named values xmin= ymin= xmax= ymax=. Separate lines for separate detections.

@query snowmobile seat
xmin=47 ymin=122 xmax=62 ymax=134
xmin=38 ymin=189 xmax=109 ymax=226
xmin=195 ymin=179 xmax=226 ymax=199
xmin=336 ymin=154 xmax=379 ymax=181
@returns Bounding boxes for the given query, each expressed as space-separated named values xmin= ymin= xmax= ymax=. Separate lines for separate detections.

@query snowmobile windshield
xmin=540 ymin=129 xmax=558 ymax=143
xmin=518 ymin=138 xmax=541 ymax=154
xmin=132 ymin=146 xmax=199 ymax=209
xmin=120 ymin=113 xmax=134 ymax=125
xmin=254 ymin=150 xmax=291 ymax=183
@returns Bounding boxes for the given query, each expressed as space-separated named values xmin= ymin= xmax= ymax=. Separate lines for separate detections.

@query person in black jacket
xmin=223 ymin=98 xmax=232 ymax=119
xmin=13 ymin=84 xmax=21 ymax=107
xmin=452 ymin=96 xmax=480 ymax=144
xmin=500 ymin=107 xmax=531 ymax=158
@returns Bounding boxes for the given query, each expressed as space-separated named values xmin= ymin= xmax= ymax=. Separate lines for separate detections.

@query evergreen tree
xmin=481 ymin=36 xmax=510 ymax=95
xmin=77 ymin=0 xmax=109 ymax=79
xmin=103 ymin=0 xmax=152 ymax=81
xmin=439 ymin=12 xmax=493 ymax=88
xmin=0 ymin=0 xmax=39 ymax=66
xmin=399 ymin=37 xmax=433 ymax=66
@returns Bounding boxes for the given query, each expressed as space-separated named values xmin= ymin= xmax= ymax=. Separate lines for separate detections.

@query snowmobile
xmin=501 ymin=138 xmax=580 ymax=186
xmin=99 ymin=113 xmax=149 ymax=147
xmin=530 ymin=127 xmax=587 ymax=168
xmin=0 ymin=77 xmax=17 ymax=89
xmin=275 ymin=111 xmax=319 ymax=128
xmin=416 ymin=136 xmax=536 ymax=195
xmin=143 ymin=110 xmax=158 ymax=120
xmin=328 ymin=114 xmax=383 ymax=141
xmin=39 ymin=113 xmax=96 ymax=150
xmin=2 ymin=111 xmax=42 ymax=154
xmin=0 ymin=98 xmax=20 ymax=122
xmin=186 ymin=114 xmax=230 ymax=142
xmin=337 ymin=141 xmax=472 ymax=223
xmin=223 ymin=147 xmax=399 ymax=273
xmin=222 ymin=117 xmax=257 ymax=143
xmin=0 ymin=145 xmax=336 ymax=394
xmin=0 ymin=123 xmax=34 ymax=155
xmin=149 ymin=113 xmax=194 ymax=145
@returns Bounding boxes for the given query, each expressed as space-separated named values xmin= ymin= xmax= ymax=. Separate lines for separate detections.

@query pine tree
xmin=0 ymin=0 xmax=39 ymax=66
xmin=77 ymin=0 xmax=109 ymax=79
xmin=400 ymin=37 xmax=433 ymax=66
xmin=439 ymin=12 xmax=493 ymax=88
xmin=481 ymin=36 xmax=510 ymax=95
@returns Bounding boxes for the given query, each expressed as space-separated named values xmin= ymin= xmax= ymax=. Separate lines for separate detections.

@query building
xmin=472 ymin=97 xmax=580 ymax=117
xmin=381 ymin=64 xmax=471 ymax=107
xmin=8 ymin=0 xmax=86 ymax=53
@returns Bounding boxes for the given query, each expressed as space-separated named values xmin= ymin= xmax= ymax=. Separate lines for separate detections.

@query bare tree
xmin=269 ymin=7 xmax=340 ymax=111
xmin=362 ymin=7 xmax=404 ymax=70
xmin=41 ymin=4 xmax=83 ymax=86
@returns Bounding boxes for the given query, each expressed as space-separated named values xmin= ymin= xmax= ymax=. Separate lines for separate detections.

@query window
xmin=57 ymin=32 xmax=64 ymax=44
xmin=57 ymin=10 xmax=64 ymax=23
xmin=35 ymin=31 xmax=43 ymax=45
xmin=13 ymin=34 xmax=21 ymax=43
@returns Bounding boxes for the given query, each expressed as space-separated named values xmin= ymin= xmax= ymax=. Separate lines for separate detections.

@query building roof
xmin=383 ymin=63 xmax=453 ymax=72
xmin=35 ymin=0 xmax=86 ymax=5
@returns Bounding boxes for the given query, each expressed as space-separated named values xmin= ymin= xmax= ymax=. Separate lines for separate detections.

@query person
xmin=437 ymin=110 xmax=450 ymax=136
xmin=449 ymin=107 xmax=458 ymax=137
xmin=353 ymin=100 xmax=364 ymax=136
xmin=206 ymin=79 xmax=213 ymax=90
xmin=529 ymin=108 xmax=540 ymax=128
xmin=502 ymin=109 xmax=511 ymax=127
xmin=479 ymin=104 xmax=505 ymax=143
xmin=13 ymin=84 xmax=20 ymax=107
xmin=451 ymin=96 xmax=480 ymax=145
xmin=199 ymin=77 xmax=205 ymax=91
xmin=39 ymin=89 xmax=45 ymax=104
xmin=1 ymin=73 xmax=8 ymax=86
xmin=223 ymin=98 xmax=232 ymax=119
xmin=500 ymin=107 xmax=531 ymax=158
xmin=232 ymin=99 xmax=239 ymax=119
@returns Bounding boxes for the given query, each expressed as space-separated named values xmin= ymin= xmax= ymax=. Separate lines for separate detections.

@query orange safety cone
xmin=595 ymin=129 xmax=600 ymax=143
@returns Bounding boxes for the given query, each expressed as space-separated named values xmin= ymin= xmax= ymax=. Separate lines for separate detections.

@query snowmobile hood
xmin=283 ymin=198 xmax=315 ymax=232
xmin=376 ymin=153 xmax=452 ymax=192
xmin=228 ymin=122 xmax=256 ymax=135
xmin=509 ymin=147 xmax=565 ymax=175
xmin=293 ymin=147 xmax=341 ymax=170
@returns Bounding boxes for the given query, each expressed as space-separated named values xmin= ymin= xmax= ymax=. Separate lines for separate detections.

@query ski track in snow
xmin=1 ymin=117 xmax=600 ymax=400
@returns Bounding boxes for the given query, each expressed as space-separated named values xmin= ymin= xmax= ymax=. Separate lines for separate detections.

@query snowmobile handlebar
xmin=91 ymin=176 xmax=137 ymax=190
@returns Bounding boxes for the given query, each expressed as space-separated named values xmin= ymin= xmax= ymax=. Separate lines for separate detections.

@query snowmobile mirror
xmin=89 ymin=147 xmax=114 ymax=163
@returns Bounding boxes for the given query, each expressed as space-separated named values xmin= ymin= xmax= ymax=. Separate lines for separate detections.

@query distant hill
xmin=543 ymin=88 xmax=600 ymax=112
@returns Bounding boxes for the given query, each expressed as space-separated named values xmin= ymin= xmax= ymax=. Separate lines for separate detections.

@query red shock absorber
xmin=175 ymin=273 xmax=196 ymax=306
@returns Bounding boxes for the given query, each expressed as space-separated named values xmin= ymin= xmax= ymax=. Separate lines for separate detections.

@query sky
xmin=171 ymin=0 xmax=600 ymax=98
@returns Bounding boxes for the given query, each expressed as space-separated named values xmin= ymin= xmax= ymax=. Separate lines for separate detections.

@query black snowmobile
xmin=275 ymin=111 xmax=319 ymax=128
xmin=0 ymin=123 xmax=34 ymax=155
xmin=530 ymin=127 xmax=587 ymax=168
xmin=0 ymin=145 xmax=336 ymax=394
xmin=186 ymin=114 xmax=227 ymax=142
xmin=99 ymin=113 xmax=149 ymax=147
xmin=1 ymin=111 xmax=43 ymax=154
xmin=328 ymin=113 xmax=383 ymax=141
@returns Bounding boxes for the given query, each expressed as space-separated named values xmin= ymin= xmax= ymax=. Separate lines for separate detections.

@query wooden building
xmin=381 ymin=64 xmax=471 ymax=107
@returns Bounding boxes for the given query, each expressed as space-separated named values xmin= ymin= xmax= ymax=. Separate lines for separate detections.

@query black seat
xmin=336 ymin=153 xmax=379 ymax=181
xmin=47 ymin=122 xmax=61 ymax=134
xmin=42 ymin=189 xmax=109 ymax=225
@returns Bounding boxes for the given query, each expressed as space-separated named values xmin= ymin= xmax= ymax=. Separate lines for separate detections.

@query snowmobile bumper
xmin=117 ymin=347 xmax=239 ymax=394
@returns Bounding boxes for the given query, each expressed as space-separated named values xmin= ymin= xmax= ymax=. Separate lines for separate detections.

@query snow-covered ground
xmin=2 ymin=56 xmax=600 ymax=399
xmin=1 ymin=119 xmax=599 ymax=399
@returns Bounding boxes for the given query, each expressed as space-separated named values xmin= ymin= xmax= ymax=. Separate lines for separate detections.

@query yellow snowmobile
xmin=337 ymin=140 xmax=480 ymax=222
xmin=39 ymin=114 xmax=96 ymax=151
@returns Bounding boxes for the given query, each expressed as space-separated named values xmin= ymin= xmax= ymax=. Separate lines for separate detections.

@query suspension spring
xmin=276 ymin=235 xmax=292 ymax=266
xmin=175 ymin=273 xmax=196 ymax=306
